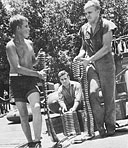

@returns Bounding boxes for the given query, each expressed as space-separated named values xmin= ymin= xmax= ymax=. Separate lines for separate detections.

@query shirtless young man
xmin=6 ymin=14 xmax=45 ymax=148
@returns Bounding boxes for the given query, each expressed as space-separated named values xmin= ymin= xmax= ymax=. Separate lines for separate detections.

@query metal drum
xmin=61 ymin=111 xmax=81 ymax=136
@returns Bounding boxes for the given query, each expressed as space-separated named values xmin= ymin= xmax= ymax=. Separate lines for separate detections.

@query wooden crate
xmin=45 ymin=114 xmax=63 ymax=135
xmin=116 ymin=82 xmax=127 ymax=95
xmin=101 ymin=95 xmax=127 ymax=121
xmin=61 ymin=111 xmax=81 ymax=136
xmin=116 ymin=99 xmax=126 ymax=120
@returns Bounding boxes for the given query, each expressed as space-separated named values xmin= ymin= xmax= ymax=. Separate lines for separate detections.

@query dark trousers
xmin=88 ymin=53 xmax=116 ymax=133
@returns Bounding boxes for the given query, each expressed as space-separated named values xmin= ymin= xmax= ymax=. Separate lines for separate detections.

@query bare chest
xmin=15 ymin=43 xmax=33 ymax=66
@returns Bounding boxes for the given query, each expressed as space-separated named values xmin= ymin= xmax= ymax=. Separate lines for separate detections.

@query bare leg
xmin=28 ymin=92 xmax=42 ymax=142
xmin=16 ymin=102 xmax=33 ymax=142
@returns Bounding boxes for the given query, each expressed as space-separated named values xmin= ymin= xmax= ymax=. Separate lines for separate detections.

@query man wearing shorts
xmin=6 ymin=14 xmax=45 ymax=148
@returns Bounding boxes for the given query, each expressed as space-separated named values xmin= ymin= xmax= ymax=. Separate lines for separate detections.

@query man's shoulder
xmin=70 ymin=80 xmax=81 ymax=86
xmin=6 ymin=39 xmax=15 ymax=50
xmin=81 ymin=22 xmax=90 ymax=31
xmin=101 ymin=18 xmax=116 ymax=30
xmin=58 ymin=85 xmax=63 ymax=92
xmin=102 ymin=18 xmax=111 ymax=25
xmin=78 ymin=22 xmax=90 ymax=37
xmin=25 ymin=39 xmax=33 ymax=45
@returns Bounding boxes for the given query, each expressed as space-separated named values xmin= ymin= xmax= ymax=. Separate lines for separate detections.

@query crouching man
xmin=48 ymin=70 xmax=83 ymax=113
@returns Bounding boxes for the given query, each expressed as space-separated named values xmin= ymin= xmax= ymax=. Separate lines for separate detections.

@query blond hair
xmin=84 ymin=0 xmax=101 ymax=11
xmin=9 ymin=14 xmax=28 ymax=34
xmin=58 ymin=70 xmax=69 ymax=78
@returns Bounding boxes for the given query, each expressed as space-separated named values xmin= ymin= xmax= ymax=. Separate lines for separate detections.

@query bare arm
xmin=29 ymin=40 xmax=39 ymax=65
xmin=57 ymin=86 xmax=67 ymax=113
xmin=6 ymin=43 xmax=44 ymax=79
xmin=70 ymin=83 xmax=82 ymax=111
xmin=74 ymin=38 xmax=86 ymax=61
xmin=81 ymin=30 xmax=113 ymax=67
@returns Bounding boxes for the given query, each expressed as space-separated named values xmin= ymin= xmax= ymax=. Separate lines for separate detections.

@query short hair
xmin=84 ymin=0 xmax=101 ymax=11
xmin=58 ymin=70 xmax=69 ymax=78
xmin=9 ymin=14 xmax=28 ymax=34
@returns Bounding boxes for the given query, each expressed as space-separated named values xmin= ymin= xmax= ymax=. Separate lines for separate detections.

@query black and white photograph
xmin=0 ymin=0 xmax=128 ymax=148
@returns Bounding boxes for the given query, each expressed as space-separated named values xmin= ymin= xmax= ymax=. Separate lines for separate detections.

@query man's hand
xmin=37 ymin=70 xmax=46 ymax=80
xmin=73 ymin=56 xmax=81 ymax=62
xmin=79 ymin=58 xmax=90 ymax=67
xmin=61 ymin=104 xmax=67 ymax=114
xmin=69 ymin=107 xmax=76 ymax=112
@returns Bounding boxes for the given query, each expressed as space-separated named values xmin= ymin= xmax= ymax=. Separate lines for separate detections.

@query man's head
xmin=9 ymin=14 xmax=29 ymax=35
xmin=84 ymin=0 xmax=101 ymax=24
xmin=84 ymin=0 xmax=100 ymax=10
xmin=58 ymin=70 xmax=70 ymax=87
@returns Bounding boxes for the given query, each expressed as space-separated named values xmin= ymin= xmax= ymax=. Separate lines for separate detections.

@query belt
xmin=10 ymin=73 xmax=22 ymax=76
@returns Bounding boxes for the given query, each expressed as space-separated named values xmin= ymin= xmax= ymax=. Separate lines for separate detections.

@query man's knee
xmin=47 ymin=91 xmax=60 ymax=113
xmin=48 ymin=101 xmax=60 ymax=113
xmin=33 ymin=104 xmax=41 ymax=114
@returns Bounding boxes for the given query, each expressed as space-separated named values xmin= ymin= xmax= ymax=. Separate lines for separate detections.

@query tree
xmin=3 ymin=0 xmax=128 ymax=83
xmin=0 ymin=0 xmax=10 ymax=78
xmin=102 ymin=0 xmax=128 ymax=36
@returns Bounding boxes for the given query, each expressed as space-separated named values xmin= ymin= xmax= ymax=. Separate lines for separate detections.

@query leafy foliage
xmin=102 ymin=0 xmax=128 ymax=36
xmin=1 ymin=0 xmax=128 ymax=83
xmin=0 ymin=1 xmax=10 ymax=77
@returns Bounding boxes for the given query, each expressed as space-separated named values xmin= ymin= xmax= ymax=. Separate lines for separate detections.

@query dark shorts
xmin=9 ymin=76 xmax=40 ymax=103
